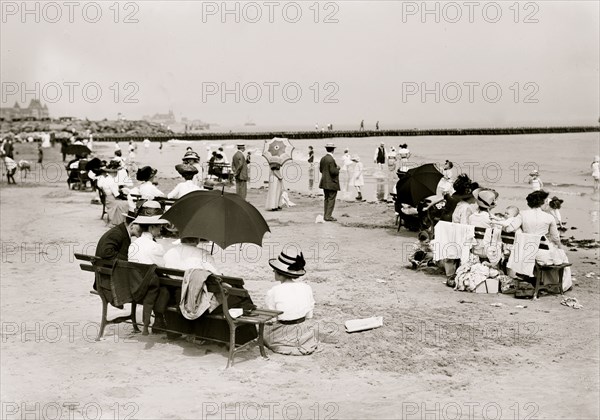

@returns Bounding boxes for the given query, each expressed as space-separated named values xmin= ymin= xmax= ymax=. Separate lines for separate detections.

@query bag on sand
xmin=515 ymin=280 xmax=535 ymax=299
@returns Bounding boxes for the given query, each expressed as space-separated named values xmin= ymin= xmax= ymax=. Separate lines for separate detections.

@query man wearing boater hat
xmin=231 ymin=143 xmax=249 ymax=199
xmin=319 ymin=143 xmax=340 ymax=221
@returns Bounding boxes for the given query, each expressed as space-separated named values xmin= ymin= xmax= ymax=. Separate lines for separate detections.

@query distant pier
xmin=93 ymin=125 xmax=600 ymax=142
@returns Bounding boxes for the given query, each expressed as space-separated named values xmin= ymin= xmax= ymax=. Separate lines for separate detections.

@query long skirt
xmin=106 ymin=194 xmax=128 ymax=226
xmin=264 ymin=321 xmax=318 ymax=356
xmin=265 ymin=173 xmax=283 ymax=210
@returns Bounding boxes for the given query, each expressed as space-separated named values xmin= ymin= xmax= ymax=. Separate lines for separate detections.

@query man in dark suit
xmin=231 ymin=143 xmax=249 ymax=200
xmin=95 ymin=212 xmax=139 ymax=261
xmin=319 ymin=143 xmax=340 ymax=221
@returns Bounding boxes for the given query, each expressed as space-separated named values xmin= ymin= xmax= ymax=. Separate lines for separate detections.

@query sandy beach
xmin=1 ymin=142 xmax=599 ymax=419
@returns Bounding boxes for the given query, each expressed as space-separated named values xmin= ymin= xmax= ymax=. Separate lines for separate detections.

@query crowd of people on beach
xmin=2 ymin=133 xmax=599 ymax=356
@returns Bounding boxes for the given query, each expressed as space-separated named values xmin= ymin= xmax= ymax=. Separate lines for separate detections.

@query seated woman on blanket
xmin=264 ymin=249 xmax=318 ymax=356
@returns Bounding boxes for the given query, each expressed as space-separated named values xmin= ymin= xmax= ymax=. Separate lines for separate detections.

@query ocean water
xmin=97 ymin=132 xmax=600 ymax=239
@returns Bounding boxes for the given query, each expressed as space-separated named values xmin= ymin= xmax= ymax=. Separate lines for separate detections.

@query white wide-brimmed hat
xmin=131 ymin=215 xmax=169 ymax=225
xmin=472 ymin=188 xmax=499 ymax=209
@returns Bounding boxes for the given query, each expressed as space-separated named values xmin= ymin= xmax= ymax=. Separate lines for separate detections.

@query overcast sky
xmin=1 ymin=1 xmax=599 ymax=128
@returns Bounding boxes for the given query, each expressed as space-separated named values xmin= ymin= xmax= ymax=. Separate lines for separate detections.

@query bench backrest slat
xmin=472 ymin=226 xmax=549 ymax=250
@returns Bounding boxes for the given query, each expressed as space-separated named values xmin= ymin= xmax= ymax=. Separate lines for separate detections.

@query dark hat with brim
xmin=137 ymin=166 xmax=157 ymax=181
xmin=175 ymin=163 xmax=198 ymax=176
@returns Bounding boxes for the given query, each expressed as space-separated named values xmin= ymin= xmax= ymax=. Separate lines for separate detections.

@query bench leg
xmin=131 ymin=303 xmax=140 ymax=333
xmin=258 ymin=323 xmax=268 ymax=359
xmin=226 ymin=326 xmax=237 ymax=369
xmin=97 ymin=294 xmax=109 ymax=341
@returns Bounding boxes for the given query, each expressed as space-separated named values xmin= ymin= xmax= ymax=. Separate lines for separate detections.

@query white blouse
xmin=138 ymin=181 xmax=164 ymax=200
xmin=167 ymin=180 xmax=201 ymax=199
xmin=128 ymin=232 xmax=165 ymax=266
xmin=265 ymin=281 xmax=315 ymax=321
xmin=163 ymin=244 xmax=218 ymax=273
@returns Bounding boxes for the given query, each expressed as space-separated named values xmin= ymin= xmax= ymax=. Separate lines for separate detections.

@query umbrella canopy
xmin=262 ymin=137 xmax=294 ymax=166
xmin=160 ymin=190 xmax=270 ymax=250
xmin=65 ymin=144 xmax=91 ymax=156
xmin=395 ymin=163 xmax=443 ymax=207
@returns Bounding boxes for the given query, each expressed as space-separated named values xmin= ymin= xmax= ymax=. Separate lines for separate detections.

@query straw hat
xmin=529 ymin=169 xmax=539 ymax=176
xmin=131 ymin=215 xmax=169 ymax=225
xmin=182 ymin=151 xmax=200 ymax=162
xmin=137 ymin=200 xmax=163 ymax=217
xmin=351 ymin=154 xmax=360 ymax=162
xmin=269 ymin=250 xmax=306 ymax=278
xmin=325 ymin=143 xmax=336 ymax=149
xmin=472 ymin=188 xmax=499 ymax=209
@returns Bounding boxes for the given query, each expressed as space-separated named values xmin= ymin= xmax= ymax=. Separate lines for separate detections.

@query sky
xmin=1 ymin=1 xmax=599 ymax=128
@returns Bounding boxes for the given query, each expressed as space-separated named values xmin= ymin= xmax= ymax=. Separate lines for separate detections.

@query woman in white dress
xmin=265 ymin=162 xmax=284 ymax=211
xmin=397 ymin=144 xmax=411 ymax=172
xmin=136 ymin=166 xmax=165 ymax=199
xmin=168 ymin=164 xmax=201 ymax=199
xmin=264 ymin=249 xmax=317 ymax=356
xmin=520 ymin=190 xmax=572 ymax=291
xmin=591 ymin=156 xmax=599 ymax=190
xmin=97 ymin=161 xmax=129 ymax=226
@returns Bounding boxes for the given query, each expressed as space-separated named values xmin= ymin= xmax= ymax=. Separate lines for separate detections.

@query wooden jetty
xmin=91 ymin=125 xmax=599 ymax=142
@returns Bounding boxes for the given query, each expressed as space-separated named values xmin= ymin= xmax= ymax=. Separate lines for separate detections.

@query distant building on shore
xmin=0 ymin=99 xmax=50 ymax=121
xmin=143 ymin=110 xmax=176 ymax=125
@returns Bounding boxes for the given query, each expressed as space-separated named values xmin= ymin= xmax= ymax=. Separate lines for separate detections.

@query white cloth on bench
xmin=180 ymin=268 xmax=219 ymax=320
xmin=431 ymin=221 xmax=475 ymax=264
xmin=507 ymin=232 xmax=541 ymax=277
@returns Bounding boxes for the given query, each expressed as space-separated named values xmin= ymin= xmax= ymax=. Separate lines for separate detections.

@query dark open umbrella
xmin=395 ymin=163 xmax=443 ymax=207
xmin=160 ymin=189 xmax=270 ymax=250
xmin=65 ymin=144 xmax=91 ymax=156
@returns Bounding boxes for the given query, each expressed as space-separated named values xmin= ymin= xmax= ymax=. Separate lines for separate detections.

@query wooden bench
xmin=472 ymin=227 xmax=571 ymax=298
xmin=129 ymin=194 xmax=177 ymax=208
xmin=74 ymin=253 xmax=282 ymax=367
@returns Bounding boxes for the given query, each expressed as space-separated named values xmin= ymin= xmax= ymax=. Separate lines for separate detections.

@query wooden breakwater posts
xmin=91 ymin=126 xmax=600 ymax=142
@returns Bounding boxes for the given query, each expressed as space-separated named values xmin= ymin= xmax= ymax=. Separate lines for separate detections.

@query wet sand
xmin=1 ymin=144 xmax=599 ymax=419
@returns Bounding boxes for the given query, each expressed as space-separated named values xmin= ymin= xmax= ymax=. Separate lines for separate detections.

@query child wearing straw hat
xmin=351 ymin=154 xmax=365 ymax=201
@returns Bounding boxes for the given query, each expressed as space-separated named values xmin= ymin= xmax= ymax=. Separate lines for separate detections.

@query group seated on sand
xmin=400 ymin=173 xmax=571 ymax=296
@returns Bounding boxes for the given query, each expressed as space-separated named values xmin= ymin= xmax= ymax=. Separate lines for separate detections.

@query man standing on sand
xmin=232 ymin=143 xmax=249 ymax=200
xmin=319 ymin=143 xmax=340 ymax=221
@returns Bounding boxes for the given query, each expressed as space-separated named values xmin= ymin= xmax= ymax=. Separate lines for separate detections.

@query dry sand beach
xmin=1 ymin=143 xmax=599 ymax=419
